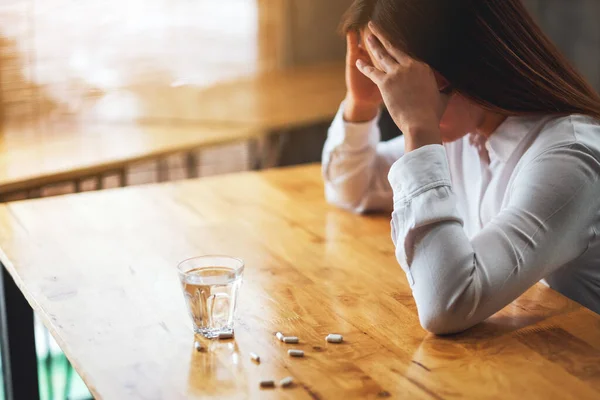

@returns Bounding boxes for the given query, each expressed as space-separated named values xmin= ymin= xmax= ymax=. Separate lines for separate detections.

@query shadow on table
xmin=428 ymin=289 xmax=582 ymax=345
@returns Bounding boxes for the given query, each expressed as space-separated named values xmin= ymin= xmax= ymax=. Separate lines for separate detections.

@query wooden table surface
xmin=148 ymin=63 xmax=346 ymax=130
xmin=0 ymin=62 xmax=345 ymax=197
xmin=1 ymin=164 xmax=599 ymax=399
xmin=0 ymin=121 xmax=261 ymax=195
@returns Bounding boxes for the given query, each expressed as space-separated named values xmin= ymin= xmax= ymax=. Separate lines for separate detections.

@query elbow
xmin=418 ymin=310 xmax=469 ymax=336
xmin=410 ymin=261 xmax=483 ymax=335
xmin=324 ymin=184 xmax=369 ymax=214
xmin=415 ymin=294 xmax=480 ymax=336
xmin=322 ymin=157 xmax=379 ymax=214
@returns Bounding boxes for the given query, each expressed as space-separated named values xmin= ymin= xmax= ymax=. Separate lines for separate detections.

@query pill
xmin=283 ymin=336 xmax=299 ymax=344
xmin=218 ymin=332 xmax=234 ymax=340
xmin=250 ymin=352 xmax=261 ymax=363
xmin=288 ymin=349 xmax=304 ymax=357
xmin=280 ymin=377 xmax=294 ymax=387
xmin=326 ymin=334 xmax=343 ymax=343
xmin=260 ymin=380 xmax=275 ymax=388
xmin=275 ymin=332 xmax=284 ymax=341
xmin=194 ymin=341 xmax=204 ymax=352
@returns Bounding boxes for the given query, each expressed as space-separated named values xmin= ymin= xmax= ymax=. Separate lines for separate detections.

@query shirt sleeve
xmin=322 ymin=102 xmax=405 ymax=213
xmin=389 ymin=143 xmax=600 ymax=334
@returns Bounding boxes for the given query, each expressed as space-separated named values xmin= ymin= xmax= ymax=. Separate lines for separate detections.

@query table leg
xmin=262 ymin=132 xmax=287 ymax=169
xmin=157 ymin=158 xmax=169 ymax=182
xmin=186 ymin=151 xmax=200 ymax=179
xmin=118 ymin=168 xmax=128 ymax=187
xmin=0 ymin=264 xmax=40 ymax=400
xmin=248 ymin=137 xmax=264 ymax=170
xmin=74 ymin=179 xmax=83 ymax=193
xmin=97 ymin=175 xmax=105 ymax=190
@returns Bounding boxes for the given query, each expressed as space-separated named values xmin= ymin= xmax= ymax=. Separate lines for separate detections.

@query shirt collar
xmin=485 ymin=115 xmax=542 ymax=163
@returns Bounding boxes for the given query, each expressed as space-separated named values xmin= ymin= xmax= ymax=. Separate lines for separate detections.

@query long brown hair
xmin=341 ymin=0 xmax=600 ymax=120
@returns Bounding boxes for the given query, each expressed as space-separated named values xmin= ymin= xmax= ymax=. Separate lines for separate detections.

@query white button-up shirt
xmin=323 ymin=103 xmax=600 ymax=333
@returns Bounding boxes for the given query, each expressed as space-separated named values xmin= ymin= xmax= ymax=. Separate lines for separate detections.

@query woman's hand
xmin=356 ymin=23 xmax=449 ymax=151
xmin=344 ymin=30 xmax=383 ymax=123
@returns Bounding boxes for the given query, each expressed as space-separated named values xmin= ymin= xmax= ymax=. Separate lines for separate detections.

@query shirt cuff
xmin=328 ymin=101 xmax=381 ymax=150
xmin=388 ymin=144 xmax=452 ymax=201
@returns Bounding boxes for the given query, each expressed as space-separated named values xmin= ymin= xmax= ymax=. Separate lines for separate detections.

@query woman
xmin=323 ymin=0 xmax=600 ymax=334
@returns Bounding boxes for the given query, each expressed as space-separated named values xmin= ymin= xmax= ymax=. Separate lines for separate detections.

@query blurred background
xmin=0 ymin=0 xmax=598 ymax=399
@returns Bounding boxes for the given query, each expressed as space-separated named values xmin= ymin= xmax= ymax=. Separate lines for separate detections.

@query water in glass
xmin=178 ymin=257 xmax=243 ymax=339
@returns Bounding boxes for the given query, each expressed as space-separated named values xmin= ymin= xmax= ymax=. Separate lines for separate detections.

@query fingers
xmin=368 ymin=22 xmax=411 ymax=65
xmin=357 ymin=51 xmax=375 ymax=68
xmin=356 ymin=59 xmax=385 ymax=84
xmin=365 ymin=34 xmax=397 ymax=73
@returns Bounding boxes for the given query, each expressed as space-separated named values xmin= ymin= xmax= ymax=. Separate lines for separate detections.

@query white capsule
xmin=275 ymin=332 xmax=284 ymax=341
xmin=280 ymin=376 xmax=294 ymax=387
xmin=288 ymin=349 xmax=304 ymax=357
xmin=260 ymin=380 xmax=275 ymax=388
xmin=250 ymin=352 xmax=260 ymax=363
xmin=218 ymin=332 xmax=234 ymax=340
xmin=283 ymin=336 xmax=299 ymax=344
xmin=194 ymin=341 xmax=204 ymax=352
xmin=326 ymin=334 xmax=343 ymax=343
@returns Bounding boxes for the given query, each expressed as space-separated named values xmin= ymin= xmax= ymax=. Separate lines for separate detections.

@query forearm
xmin=403 ymin=124 xmax=443 ymax=153
xmin=343 ymin=96 xmax=380 ymax=123
xmin=389 ymin=144 xmax=599 ymax=334
xmin=323 ymin=102 xmax=401 ymax=213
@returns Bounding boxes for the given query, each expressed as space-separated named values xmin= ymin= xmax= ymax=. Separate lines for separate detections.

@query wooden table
xmin=0 ymin=62 xmax=345 ymax=200
xmin=191 ymin=62 xmax=346 ymax=169
xmin=3 ymin=164 xmax=598 ymax=399
xmin=151 ymin=62 xmax=346 ymax=170
xmin=0 ymin=121 xmax=263 ymax=200
xmin=2 ymin=0 xmax=347 ymax=198
xmin=163 ymin=63 xmax=346 ymax=130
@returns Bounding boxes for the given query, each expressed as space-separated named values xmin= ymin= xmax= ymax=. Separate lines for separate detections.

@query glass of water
xmin=177 ymin=256 xmax=244 ymax=339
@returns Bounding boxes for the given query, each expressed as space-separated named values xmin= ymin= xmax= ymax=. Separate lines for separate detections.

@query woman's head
xmin=342 ymin=0 xmax=600 ymax=141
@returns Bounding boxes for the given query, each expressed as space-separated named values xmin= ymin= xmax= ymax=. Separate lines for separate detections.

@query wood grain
xmin=2 ymin=164 xmax=598 ymax=399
